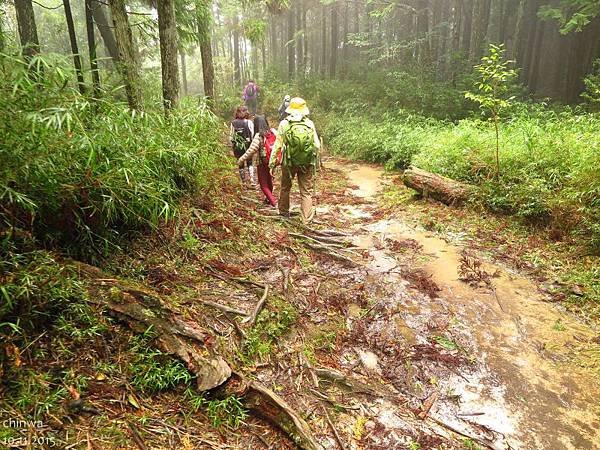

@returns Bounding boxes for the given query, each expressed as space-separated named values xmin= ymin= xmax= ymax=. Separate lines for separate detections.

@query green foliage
xmin=465 ymin=44 xmax=516 ymax=114
xmin=0 ymin=249 xmax=87 ymax=333
xmin=539 ymin=1 xmax=600 ymax=33
xmin=205 ymin=395 xmax=248 ymax=429
xmin=582 ymin=59 xmax=600 ymax=111
xmin=242 ymin=297 xmax=298 ymax=361
xmin=0 ymin=54 xmax=224 ymax=257
xmin=128 ymin=328 xmax=193 ymax=393
xmin=465 ymin=44 xmax=517 ymax=178
xmin=242 ymin=19 xmax=267 ymax=44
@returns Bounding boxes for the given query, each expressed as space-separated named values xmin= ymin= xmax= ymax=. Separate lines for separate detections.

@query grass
xmin=128 ymin=328 xmax=193 ymax=394
xmin=242 ymin=296 xmax=298 ymax=362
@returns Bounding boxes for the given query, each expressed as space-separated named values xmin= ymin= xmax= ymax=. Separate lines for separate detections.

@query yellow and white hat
xmin=285 ymin=97 xmax=310 ymax=116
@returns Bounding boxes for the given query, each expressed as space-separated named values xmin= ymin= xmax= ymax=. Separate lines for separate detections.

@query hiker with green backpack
xmin=269 ymin=97 xmax=320 ymax=223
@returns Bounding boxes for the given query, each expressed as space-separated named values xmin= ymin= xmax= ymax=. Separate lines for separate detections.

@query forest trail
xmin=304 ymin=159 xmax=600 ymax=449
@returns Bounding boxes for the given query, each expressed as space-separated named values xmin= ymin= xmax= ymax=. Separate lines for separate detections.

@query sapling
xmin=465 ymin=43 xmax=516 ymax=179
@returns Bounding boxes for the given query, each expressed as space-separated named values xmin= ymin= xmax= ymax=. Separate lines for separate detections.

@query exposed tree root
xmin=74 ymin=261 xmax=321 ymax=449
xmin=219 ymin=372 xmax=322 ymax=450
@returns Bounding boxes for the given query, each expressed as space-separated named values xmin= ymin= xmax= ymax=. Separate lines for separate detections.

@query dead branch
xmin=126 ymin=421 xmax=148 ymax=450
xmin=418 ymin=391 xmax=439 ymax=420
xmin=303 ymin=242 xmax=358 ymax=265
xmin=289 ymin=232 xmax=347 ymax=249
xmin=322 ymin=404 xmax=346 ymax=450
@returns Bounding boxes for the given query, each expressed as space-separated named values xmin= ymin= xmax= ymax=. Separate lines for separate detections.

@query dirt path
xmin=310 ymin=160 xmax=600 ymax=449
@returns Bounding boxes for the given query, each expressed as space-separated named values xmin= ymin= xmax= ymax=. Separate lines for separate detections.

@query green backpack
xmin=283 ymin=118 xmax=317 ymax=167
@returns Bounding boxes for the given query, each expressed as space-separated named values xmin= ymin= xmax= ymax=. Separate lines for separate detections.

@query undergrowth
xmin=0 ymin=54 xmax=225 ymax=258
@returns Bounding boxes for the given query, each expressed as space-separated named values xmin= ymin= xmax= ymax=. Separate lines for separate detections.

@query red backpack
xmin=263 ymin=130 xmax=281 ymax=165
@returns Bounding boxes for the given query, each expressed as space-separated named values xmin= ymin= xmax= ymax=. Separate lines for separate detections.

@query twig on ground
xmin=322 ymin=404 xmax=346 ymax=450
xmin=126 ymin=421 xmax=148 ymax=450
xmin=197 ymin=298 xmax=249 ymax=317
xmin=289 ymin=232 xmax=347 ymax=248
xmin=303 ymin=242 xmax=358 ymax=265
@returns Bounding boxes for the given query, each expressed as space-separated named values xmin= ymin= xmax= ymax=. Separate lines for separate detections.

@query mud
xmin=333 ymin=161 xmax=600 ymax=450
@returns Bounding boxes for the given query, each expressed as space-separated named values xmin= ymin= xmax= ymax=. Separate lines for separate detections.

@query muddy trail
xmin=232 ymin=158 xmax=600 ymax=450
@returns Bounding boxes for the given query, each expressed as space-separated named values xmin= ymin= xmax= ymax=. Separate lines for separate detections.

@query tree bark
xmin=180 ymin=51 xmax=188 ymax=95
xmin=416 ymin=0 xmax=430 ymax=64
xmin=287 ymin=5 xmax=295 ymax=78
xmin=320 ymin=5 xmax=327 ymax=76
xmin=63 ymin=0 xmax=86 ymax=94
xmin=197 ymin=0 xmax=215 ymax=101
xmin=90 ymin=0 xmax=119 ymax=63
xmin=85 ymin=0 xmax=101 ymax=98
xmin=233 ymin=15 xmax=241 ymax=86
xmin=157 ymin=0 xmax=180 ymax=110
xmin=330 ymin=1 xmax=338 ymax=77
xmin=14 ymin=0 xmax=40 ymax=58
xmin=403 ymin=167 xmax=474 ymax=205
xmin=469 ymin=0 xmax=491 ymax=61
xmin=461 ymin=0 xmax=473 ymax=57
xmin=108 ymin=0 xmax=142 ymax=110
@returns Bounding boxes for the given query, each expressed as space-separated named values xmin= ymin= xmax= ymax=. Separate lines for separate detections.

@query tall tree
xmin=85 ymin=0 xmax=101 ymax=98
xmin=157 ymin=0 xmax=180 ymax=110
xmin=469 ymin=0 xmax=491 ymax=61
xmin=287 ymin=5 xmax=295 ymax=78
xmin=14 ymin=0 xmax=40 ymax=58
xmin=320 ymin=5 xmax=327 ymax=75
xmin=330 ymin=1 xmax=338 ymax=77
xmin=233 ymin=14 xmax=241 ymax=86
xmin=63 ymin=0 xmax=86 ymax=94
xmin=108 ymin=0 xmax=142 ymax=110
xmin=91 ymin=0 xmax=120 ymax=63
xmin=461 ymin=0 xmax=473 ymax=57
xmin=197 ymin=0 xmax=214 ymax=100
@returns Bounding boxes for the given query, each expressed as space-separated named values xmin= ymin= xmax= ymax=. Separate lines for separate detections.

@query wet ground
xmin=304 ymin=160 xmax=600 ymax=450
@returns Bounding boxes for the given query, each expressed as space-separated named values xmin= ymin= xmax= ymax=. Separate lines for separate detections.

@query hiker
xmin=237 ymin=115 xmax=278 ymax=207
xmin=269 ymin=97 xmax=320 ymax=223
xmin=242 ymin=80 xmax=260 ymax=115
xmin=230 ymin=106 xmax=256 ymax=185
xmin=278 ymin=95 xmax=291 ymax=121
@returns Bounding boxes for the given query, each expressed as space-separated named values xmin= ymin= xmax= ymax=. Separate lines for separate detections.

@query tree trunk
xmin=461 ymin=0 xmax=473 ymax=57
xmin=469 ymin=0 xmax=491 ymax=61
xmin=287 ymin=6 xmax=295 ymax=78
xmin=157 ymin=0 xmax=180 ymax=110
xmin=63 ymin=0 xmax=86 ymax=94
xmin=452 ymin=0 xmax=462 ymax=54
xmin=403 ymin=167 xmax=474 ymax=205
xmin=416 ymin=0 xmax=430 ymax=65
xmin=342 ymin=0 xmax=349 ymax=75
xmin=85 ymin=0 xmax=101 ymax=98
xmin=180 ymin=51 xmax=188 ymax=95
xmin=197 ymin=0 xmax=215 ymax=101
xmin=330 ymin=2 xmax=338 ymax=78
xmin=90 ymin=0 xmax=119 ymax=63
xmin=14 ymin=0 xmax=40 ymax=58
xmin=320 ymin=5 xmax=327 ymax=76
xmin=108 ymin=0 xmax=142 ymax=110
xmin=233 ymin=15 xmax=241 ymax=86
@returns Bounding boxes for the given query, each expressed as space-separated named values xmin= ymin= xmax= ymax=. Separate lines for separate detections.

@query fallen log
xmin=73 ymin=261 xmax=321 ymax=449
xmin=402 ymin=166 xmax=474 ymax=206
